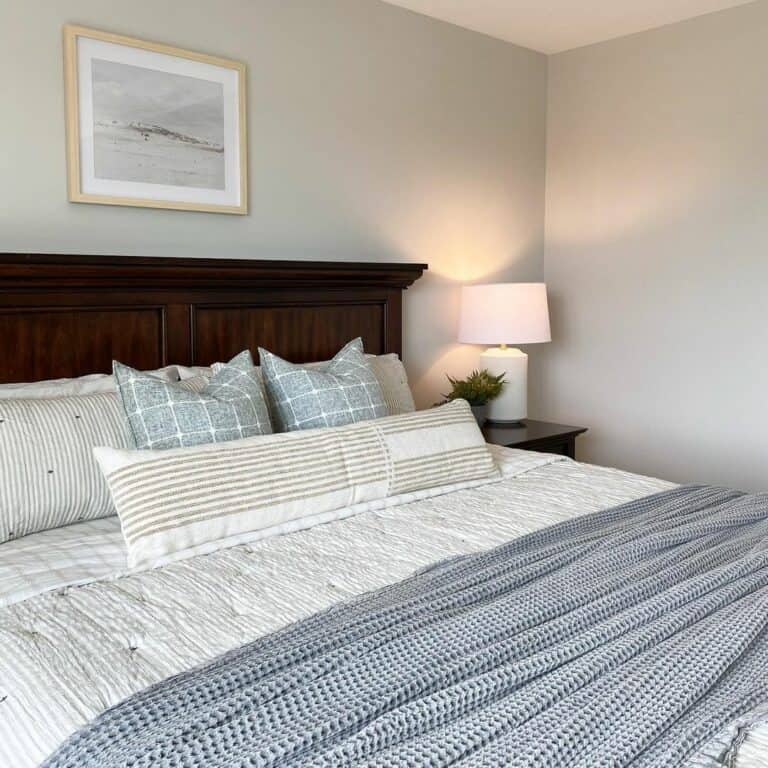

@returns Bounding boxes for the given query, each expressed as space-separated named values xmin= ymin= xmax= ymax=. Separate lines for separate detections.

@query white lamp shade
xmin=458 ymin=283 xmax=551 ymax=345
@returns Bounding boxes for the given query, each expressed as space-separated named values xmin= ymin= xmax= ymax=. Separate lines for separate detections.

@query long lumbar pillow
xmin=95 ymin=399 xmax=498 ymax=568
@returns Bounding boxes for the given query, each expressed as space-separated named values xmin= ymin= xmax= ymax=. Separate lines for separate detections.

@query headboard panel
xmin=0 ymin=254 xmax=426 ymax=384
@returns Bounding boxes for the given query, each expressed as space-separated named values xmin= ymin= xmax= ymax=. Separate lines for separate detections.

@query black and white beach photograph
xmin=64 ymin=25 xmax=246 ymax=213
xmin=92 ymin=59 xmax=226 ymax=190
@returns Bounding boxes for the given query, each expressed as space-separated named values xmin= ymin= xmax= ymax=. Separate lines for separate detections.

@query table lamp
xmin=458 ymin=283 xmax=551 ymax=424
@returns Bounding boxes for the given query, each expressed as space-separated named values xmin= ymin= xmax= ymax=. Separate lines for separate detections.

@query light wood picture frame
xmin=63 ymin=25 xmax=247 ymax=214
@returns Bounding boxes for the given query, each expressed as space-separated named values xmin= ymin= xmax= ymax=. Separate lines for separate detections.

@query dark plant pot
xmin=470 ymin=404 xmax=488 ymax=427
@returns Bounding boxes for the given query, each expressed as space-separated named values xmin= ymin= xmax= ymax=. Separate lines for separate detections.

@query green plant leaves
xmin=441 ymin=369 xmax=506 ymax=406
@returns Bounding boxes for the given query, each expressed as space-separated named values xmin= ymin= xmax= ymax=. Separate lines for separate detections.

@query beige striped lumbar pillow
xmin=94 ymin=399 xmax=497 ymax=567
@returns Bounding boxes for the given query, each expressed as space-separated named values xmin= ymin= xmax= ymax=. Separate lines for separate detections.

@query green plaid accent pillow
xmin=259 ymin=338 xmax=387 ymax=432
xmin=114 ymin=351 xmax=272 ymax=449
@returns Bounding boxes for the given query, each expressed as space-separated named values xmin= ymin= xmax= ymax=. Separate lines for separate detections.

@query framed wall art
xmin=63 ymin=25 xmax=247 ymax=214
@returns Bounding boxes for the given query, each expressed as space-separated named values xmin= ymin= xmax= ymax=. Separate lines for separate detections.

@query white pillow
xmin=367 ymin=354 xmax=416 ymax=415
xmin=95 ymin=399 xmax=496 ymax=568
xmin=0 ymin=366 xmax=179 ymax=400
xmin=175 ymin=365 xmax=213 ymax=381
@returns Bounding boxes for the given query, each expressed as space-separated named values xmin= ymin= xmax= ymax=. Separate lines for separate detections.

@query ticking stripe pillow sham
xmin=0 ymin=392 xmax=131 ymax=544
xmin=0 ymin=371 xmax=209 ymax=545
xmin=95 ymin=399 xmax=497 ymax=568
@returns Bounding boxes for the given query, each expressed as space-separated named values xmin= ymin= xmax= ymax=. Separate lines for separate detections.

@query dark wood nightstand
xmin=481 ymin=420 xmax=588 ymax=460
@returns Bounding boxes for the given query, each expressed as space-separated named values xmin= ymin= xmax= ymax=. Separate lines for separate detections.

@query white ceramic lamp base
xmin=480 ymin=346 xmax=528 ymax=423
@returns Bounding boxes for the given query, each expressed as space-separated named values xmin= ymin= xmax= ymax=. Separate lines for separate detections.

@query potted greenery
xmin=439 ymin=369 xmax=506 ymax=426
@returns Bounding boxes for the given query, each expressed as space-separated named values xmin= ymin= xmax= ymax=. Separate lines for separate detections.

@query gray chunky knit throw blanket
xmin=44 ymin=485 xmax=768 ymax=767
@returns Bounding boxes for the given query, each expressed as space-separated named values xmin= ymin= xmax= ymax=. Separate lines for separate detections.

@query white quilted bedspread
xmin=0 ymin=450 xmax=766 ymax=768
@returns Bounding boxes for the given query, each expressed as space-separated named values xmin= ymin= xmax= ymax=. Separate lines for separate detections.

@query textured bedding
xmin=42 ymin=485 xmax=768 ymax=768
xmin=1 ymin=450 xmax=766 ymax=767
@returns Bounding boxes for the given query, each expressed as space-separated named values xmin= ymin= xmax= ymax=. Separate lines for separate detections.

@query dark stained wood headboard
xmin=0 ymin=254 xmax=427 ymax=384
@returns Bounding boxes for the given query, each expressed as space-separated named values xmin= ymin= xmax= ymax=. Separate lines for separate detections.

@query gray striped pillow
xmin=95 ymin=399 xmax=497 ymax=567
xmin=0 ymin=392 xmax=130 ymax=543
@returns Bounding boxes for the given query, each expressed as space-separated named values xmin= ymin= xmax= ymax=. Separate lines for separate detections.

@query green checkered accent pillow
xmin=114 ymin=351 xmax=272 ymax=449
xmin=259 ymin=338 xmax=387 ymax=432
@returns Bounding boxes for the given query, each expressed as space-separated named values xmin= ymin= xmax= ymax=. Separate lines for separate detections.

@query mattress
xmin=0 ymin=449 xmax=766 ymax=767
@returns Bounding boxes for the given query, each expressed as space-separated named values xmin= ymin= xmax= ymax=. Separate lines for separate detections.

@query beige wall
xmin=6 ymin=0 xmax=763 ymax=490
xmin=535 ymin=0 xmax=768 ymax=490
xmin=0 ymin=0 xmax=548 ymax=406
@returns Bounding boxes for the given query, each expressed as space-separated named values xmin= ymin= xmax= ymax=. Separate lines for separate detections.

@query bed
xmin=0 ymin=254 xmax=766 ymax=768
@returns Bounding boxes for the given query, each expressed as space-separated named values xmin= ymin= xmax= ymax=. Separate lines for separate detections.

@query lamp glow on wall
xmin=458 ymin=283 xmax=551 ymax=423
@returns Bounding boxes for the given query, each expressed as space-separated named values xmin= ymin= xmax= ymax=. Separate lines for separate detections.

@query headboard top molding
xmin=0 ymin=254 xmax=427 ymax=384
xmin=0 ymin=253 xmax=426 ymax=291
